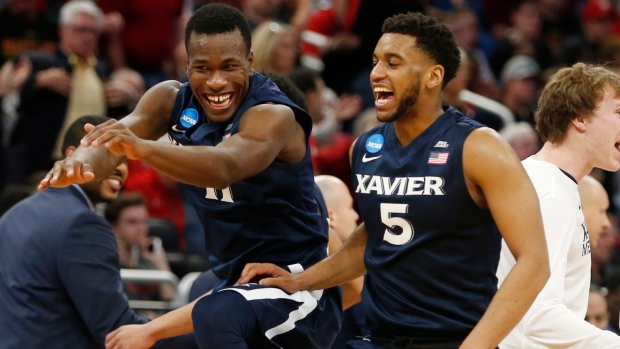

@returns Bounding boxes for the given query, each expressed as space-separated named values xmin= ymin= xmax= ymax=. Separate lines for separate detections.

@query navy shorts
xmin=194 ymin=264 xmax=343 ymax=349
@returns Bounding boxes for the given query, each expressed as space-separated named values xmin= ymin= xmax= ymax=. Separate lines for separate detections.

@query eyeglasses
xmin=66 ymin=25 xmax=100 ymax=35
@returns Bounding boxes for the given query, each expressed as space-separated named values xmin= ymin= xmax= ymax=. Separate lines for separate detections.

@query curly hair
xmin=536 ymin=63 xmax=620 ymax=143
xmin=382 ymin=12 xmax=461 ymax=87
xmin=185 ymin=3 xmax=252 ymax=54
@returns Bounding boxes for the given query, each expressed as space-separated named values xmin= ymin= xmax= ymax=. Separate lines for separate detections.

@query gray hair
xmin=59 ymin=0 xmax=104 ymax=28
xmin=499 ymin=121 xmax=536 ymax=143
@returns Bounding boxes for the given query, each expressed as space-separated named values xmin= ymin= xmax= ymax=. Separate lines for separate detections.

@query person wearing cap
xmin=500 ymin=55 xmax=541 ymax=126
xmin=560 ymin=0 xmax=616 ymax=65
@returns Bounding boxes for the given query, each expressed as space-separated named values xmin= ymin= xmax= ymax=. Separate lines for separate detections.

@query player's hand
xmin=237 ymin=263 xmax=303 ymax=293
xmin=38 ymin=157 xmax=95 ymax=191
xmin=81 ymin=120 xmax=145 ymax=160
xmin=105 ymin=324 xmax=156 ymax=349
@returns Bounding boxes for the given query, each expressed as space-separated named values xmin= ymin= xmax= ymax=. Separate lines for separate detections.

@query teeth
xmin=207 ymin=94 xmax=231 ymax=102
xmin=373 ymin=87 xmax=392 ymax=93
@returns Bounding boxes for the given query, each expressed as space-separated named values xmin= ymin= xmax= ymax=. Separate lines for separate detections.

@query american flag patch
xmin=428 ymin=151 xmax=449 ymax=165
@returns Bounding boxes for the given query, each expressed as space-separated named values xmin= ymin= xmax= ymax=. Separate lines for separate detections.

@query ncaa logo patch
xmin=365 ymin=134 xmax=384 ymax=153
xmin=180 ymin=108 xmax=199 ymax=128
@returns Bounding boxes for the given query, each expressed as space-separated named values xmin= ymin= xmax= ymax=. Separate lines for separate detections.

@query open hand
xmin=81 ymin=120 xmax=145 ymax=160
xmin=105 ymin=324 xmax=156 ymax=349
xmin=237 ymin=263 xmax=303 ymax=294
xmin=38 ymin=157 xmax=95 ymax=191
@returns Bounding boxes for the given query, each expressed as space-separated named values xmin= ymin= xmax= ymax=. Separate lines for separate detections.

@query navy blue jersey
xmin=169 ymin=73 xmax=328 ymax=290
xmin=352 ymin=107 xmax=501 ymax=339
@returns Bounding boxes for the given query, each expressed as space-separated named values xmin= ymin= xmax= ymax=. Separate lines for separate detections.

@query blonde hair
xmin=251 ymin=21 xmax=294 ymax=74
xmin=536 ymin=63 xmax=620 ymax=143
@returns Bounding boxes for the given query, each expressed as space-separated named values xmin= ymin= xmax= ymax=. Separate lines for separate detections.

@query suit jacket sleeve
xmin=57 ymin=211 xmax=147 ymax=345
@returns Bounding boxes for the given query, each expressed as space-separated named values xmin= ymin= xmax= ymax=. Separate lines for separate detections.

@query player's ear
xmin=426 ymin=65 xmax=444 ymax=89
xmin=64 ymin=146 xmax=77 ymax=158
xmin=571 ymin=115 xmax=588 ymax=133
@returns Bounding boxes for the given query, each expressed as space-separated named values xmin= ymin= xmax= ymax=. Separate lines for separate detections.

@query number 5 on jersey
xmin=381 ymin=203 xmax=413 ymax=245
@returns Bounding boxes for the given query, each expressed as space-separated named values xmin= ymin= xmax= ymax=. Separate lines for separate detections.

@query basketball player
xmin=497 ymin=63 xmax=620 ymax=348
xmin=39 ymin=4 xmax=341 ymax=349
xmin=239 ymin=12 xmax=550 ymax=349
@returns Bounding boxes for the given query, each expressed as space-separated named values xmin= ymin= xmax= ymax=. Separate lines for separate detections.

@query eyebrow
xmin=372 ymin=52 xmax=404 ymax=60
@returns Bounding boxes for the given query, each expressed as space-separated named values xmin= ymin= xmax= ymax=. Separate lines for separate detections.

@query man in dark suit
xmin=0 ymin=115 xmax=195 ymax=349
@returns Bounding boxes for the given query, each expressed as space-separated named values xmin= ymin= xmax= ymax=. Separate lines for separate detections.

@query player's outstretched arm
xmin=459 ymin=128 xmax=550 ymax=349
xmin=38 ymin=81 xmax=179 ymax=191
xmin=105 ymin=290 xmax=212 ymax=349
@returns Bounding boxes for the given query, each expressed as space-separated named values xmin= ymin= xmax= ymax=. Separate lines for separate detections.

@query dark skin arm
xmin=39 ymin=80 xmax=307 ymax=190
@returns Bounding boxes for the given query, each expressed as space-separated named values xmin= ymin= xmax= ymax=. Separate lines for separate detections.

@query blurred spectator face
xmin=512 ymin=2 xmax=541 ymax=40
xmin=330 ymin=181 xmax=359 ymax=243
xmin=579 ymin=177 xmax=611 ymax=248
xmin=244 ymin=0 xmax=282 ymax=19
xmin=315 ymin=176 xmax=359 ymax=243
xmin=586 ymin=291 xmax=611 ymax=330
xmin=444 ymin=54 xmax=471 ymax=97
xmin=510 ymin=130 xmax=539 ymax=160
xmin=506 ymin=77 xmax=538 ymax=104
xmin=581 ymin=0 xmax=616 ymax=44
xmin=592 ymin=225 xmax=617 ymax=264
xmin=450 ymin=12 xmax=478 ymax=49
xmin=60 ymin=12 xmax=101 ymax=58
xmin=112 ymin=204 xmax=149 ymax=247
xmin=269 ymin=31 xmax=297 ymax=76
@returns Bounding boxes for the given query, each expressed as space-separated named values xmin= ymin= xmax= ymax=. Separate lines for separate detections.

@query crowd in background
xmin=2 ymin=0 xmax=620 ymax=337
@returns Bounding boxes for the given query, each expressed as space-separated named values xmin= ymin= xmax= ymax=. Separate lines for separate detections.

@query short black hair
xmin=288 ymin=67 xmax=319 ymax=94
xmin=185 ymin=3 xmax=252 ymax=54
xmin=382 ymin=12 xmax=461 ymax=87
xmin=62 ymin=115 xmax=111 ymax=153
xmin=264 ymin=72 xmax=309 ymax=111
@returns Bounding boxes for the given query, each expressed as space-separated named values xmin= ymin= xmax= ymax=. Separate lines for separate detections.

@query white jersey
xmin=497 ymin=157 xmax=620 ymax=349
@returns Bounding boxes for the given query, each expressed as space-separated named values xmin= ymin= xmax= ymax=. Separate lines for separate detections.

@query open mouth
xmin=374 ymin=87 xmax=394 ymax=107
xmin=206 ymin=93 xmax=233 ymax=109
xmin=105 ymin=171 xmax=125 ymax=191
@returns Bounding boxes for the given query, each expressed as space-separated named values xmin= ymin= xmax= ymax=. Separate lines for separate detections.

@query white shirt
xmin=497 ymin=157 xmax=620 ymax=348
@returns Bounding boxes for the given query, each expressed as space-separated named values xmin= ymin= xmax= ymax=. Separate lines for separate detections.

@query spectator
xmin=314 ymin=175 xmax=366 ymax=349
xmin=122 ymin=159 xmax=205 ymax=253
xmin=96 ymin=0 xmax=186 ymax=88
xmin=499 ymin=55 xmax=541 ymax=126
xmin=105 ymin=192 xmax=175 ymax=302
xmin=580 ymin=175 xmax=612 ymax=249
xmin=587 ymin=286 xmax=617 ymax=333
xmin=251 ymin=21 xmax=298 ymax=76
xmin=289 ymin=66 xmax=360 ymax=188
xmin=5 ymin=0 xmax=142 ymax=186
xmin=0 ymin=115 xmax=192 ymax=349
xmin=490 ymin=0 xmax=555 ymax=79
xmin=560 ymin=0 xmax=617 ymax=65
xmin=443 ymin=48 xmax=514 ymax=131
xmin=499 ymin=121 xmax=540 ymax=160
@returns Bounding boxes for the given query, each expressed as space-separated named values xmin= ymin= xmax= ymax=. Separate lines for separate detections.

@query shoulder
xmin=149 ymin=80 xmax=183 ymax=99
xmin=463 ymin=127 xmax=523 ymax=183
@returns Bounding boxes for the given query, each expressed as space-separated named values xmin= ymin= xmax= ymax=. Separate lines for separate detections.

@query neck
xmin=393 ymin=101 xmax=444 ymax=147
xmin=532 ymin=140 xmax=592 ymax=182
